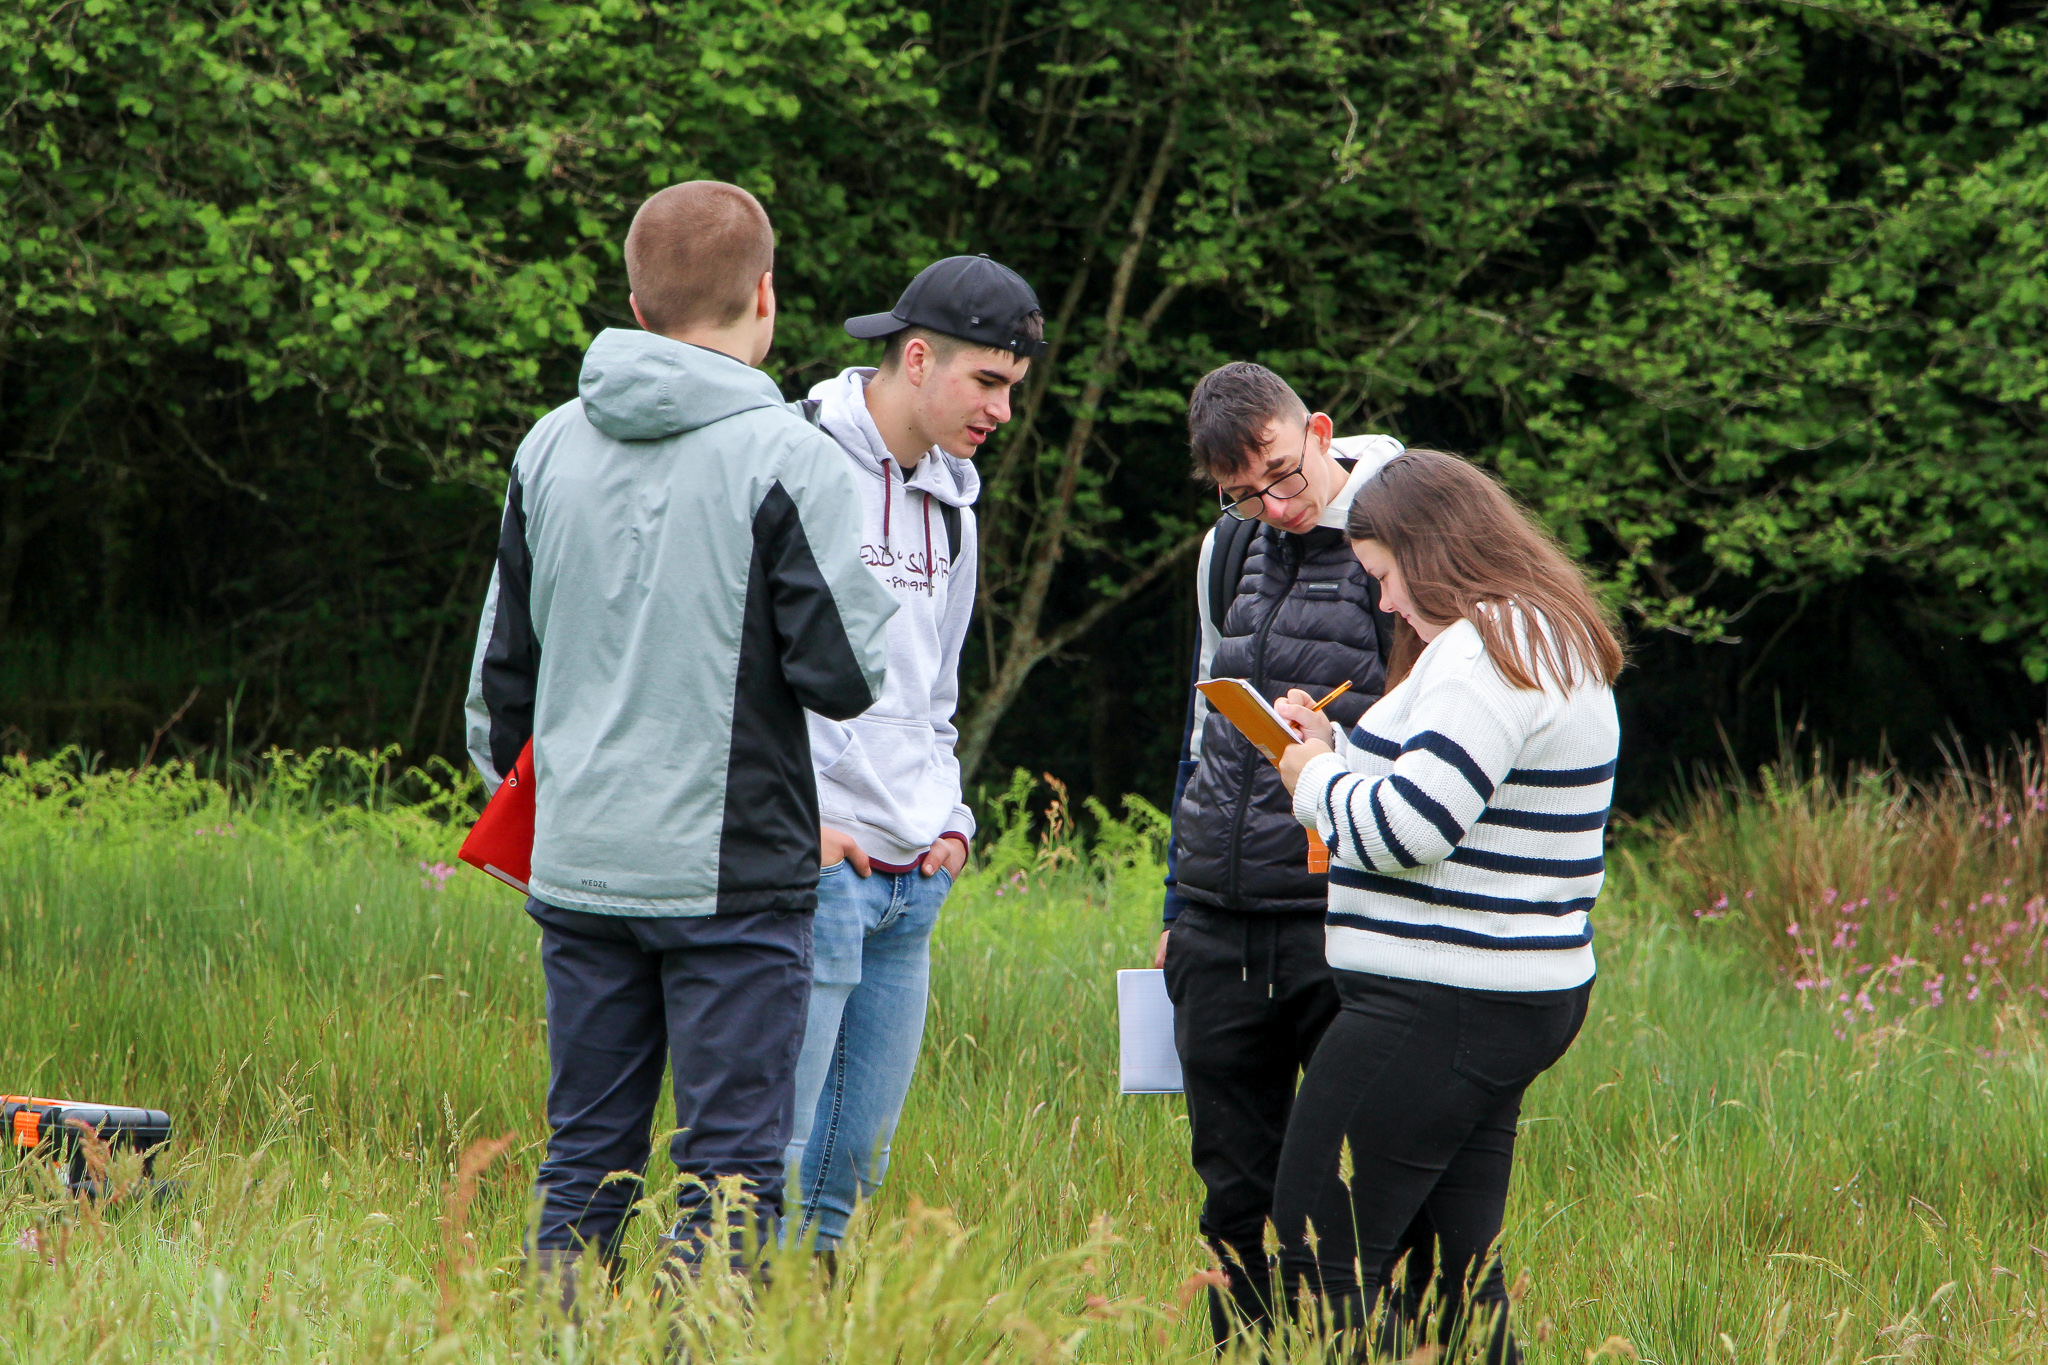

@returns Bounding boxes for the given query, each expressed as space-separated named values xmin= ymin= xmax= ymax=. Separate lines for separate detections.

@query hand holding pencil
xmin=1274 ymin=680 xmax=1349 ymax=749
xmin=1273 ymin=682 xmax=1348 ymax=796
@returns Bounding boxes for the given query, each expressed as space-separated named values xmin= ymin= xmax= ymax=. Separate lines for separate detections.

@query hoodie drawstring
xmin=879 ymin=456 xmax=941 ymax=584
xmin=922 ymin=491 xmax=934 ymax=585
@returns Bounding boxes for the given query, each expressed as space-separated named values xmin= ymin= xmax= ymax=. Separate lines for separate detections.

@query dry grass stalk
xmin=435 ymin=1132 xmax=514 ymax=1335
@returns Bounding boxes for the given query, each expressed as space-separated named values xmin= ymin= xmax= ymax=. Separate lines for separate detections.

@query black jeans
xmin=1163 ymin=907 xmax=1341 ymax=1346
xmin=525 ymin=899 xmax=812 ymax=1277
xmin=1270 ymin=970 xmax=1591 ymax=1363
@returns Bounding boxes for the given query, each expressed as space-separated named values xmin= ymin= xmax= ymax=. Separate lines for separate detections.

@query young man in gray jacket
xmin=463 ymin=181 xmax=896 ymax=1300
xmin=784 ymin=256 xmax=1043 ymax=1258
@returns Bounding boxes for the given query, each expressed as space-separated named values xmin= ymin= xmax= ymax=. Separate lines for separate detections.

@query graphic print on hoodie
xmin=805 ymin=367 xmax=979 ymax=867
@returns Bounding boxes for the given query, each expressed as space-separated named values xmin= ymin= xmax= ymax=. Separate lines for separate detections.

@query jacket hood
xmin=809 ymin=367 xmax=982 ymax=509
xmin=579 ymin=328 xmax=787 ymax=442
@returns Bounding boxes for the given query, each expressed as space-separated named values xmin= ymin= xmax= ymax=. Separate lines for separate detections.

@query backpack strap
xmin=1208 ymin=514 xmax=1259 ymax=636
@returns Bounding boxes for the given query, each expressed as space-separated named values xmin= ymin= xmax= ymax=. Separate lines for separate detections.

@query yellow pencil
xmin=1308 ymin=679 xmax=1353 ymax=712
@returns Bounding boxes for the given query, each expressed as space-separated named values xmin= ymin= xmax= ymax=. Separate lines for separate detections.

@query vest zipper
xmin=1224 ymin=537 xmax=1301 ymax=906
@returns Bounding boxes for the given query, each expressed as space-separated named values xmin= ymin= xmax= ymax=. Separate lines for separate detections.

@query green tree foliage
xmin=2 ymin=0 xmax=2043 ymax=799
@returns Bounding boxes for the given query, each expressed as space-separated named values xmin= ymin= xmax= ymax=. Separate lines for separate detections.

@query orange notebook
xmin=1196 ymin=679 xmax=1302 ymax=764
xmin=1195 ymin=679 xmax=1329 ymax=873
xmin=458 ymin=739 xmax=535 ymax=895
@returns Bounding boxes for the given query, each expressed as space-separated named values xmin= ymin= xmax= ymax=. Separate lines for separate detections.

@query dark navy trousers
xmin=525 ymin=898 xmax=812 ymax=1271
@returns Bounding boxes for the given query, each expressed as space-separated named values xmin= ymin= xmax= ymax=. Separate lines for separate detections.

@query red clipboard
xmin=458 ymin=739 xmax=534 ymax=895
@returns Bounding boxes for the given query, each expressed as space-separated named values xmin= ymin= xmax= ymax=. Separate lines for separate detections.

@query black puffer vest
xmin=1172 ymin=518 xmax=1395 ymax=914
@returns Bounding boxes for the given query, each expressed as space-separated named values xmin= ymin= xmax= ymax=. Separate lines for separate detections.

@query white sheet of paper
xmin=1117 ymin=968 xmax=1184 ymax=1094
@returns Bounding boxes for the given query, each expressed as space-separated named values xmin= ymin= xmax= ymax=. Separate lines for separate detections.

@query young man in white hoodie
xmin=787 ymin=256 xmax=1045 ymax=1255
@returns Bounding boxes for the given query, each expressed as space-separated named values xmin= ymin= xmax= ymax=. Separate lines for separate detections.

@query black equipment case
xmin=4 ymin=1095 xmax=173 ymax=1194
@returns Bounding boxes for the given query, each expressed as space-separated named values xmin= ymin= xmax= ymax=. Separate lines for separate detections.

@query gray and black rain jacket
xmin=464 ymin=328 xmax=898 ymax=917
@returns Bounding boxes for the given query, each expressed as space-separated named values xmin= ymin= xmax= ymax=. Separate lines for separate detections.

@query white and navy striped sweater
xmin=1291 ymin=615 xmax=1618 ymax=991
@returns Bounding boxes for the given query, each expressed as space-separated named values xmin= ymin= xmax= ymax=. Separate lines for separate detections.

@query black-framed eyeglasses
xmin=1218 ymin=426 xmax=1313 ymax=521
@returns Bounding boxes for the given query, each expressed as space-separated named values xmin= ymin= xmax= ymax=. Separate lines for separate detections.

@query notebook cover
xmin=1196 ymin=680 xmax=1329 ymax=872
xmin=1195 ymin=678 xmax=1301 ymax=765
xmin=457 ymin=739 xmax=534 ymax=895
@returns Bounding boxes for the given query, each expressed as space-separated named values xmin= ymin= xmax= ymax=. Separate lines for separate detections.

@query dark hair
xmin=1348 ymin=449 xmax=1625 ymax=690
xmin=880 ymin=312 xmax=1044 ymax=371
xmin=1187 ymin=362 xmax=1308 ymax=481
xmin=624 ymin=181 xmax=775 ymax=334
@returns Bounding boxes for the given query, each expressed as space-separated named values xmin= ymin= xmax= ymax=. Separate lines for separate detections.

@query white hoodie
xmin=805 ymin=367 xmax=979 ymax=866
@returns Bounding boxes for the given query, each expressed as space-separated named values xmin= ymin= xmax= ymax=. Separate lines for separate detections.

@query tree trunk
xmin=404 ymin=521 xmax=489 ymax=755
xmin=955 ymin=103 xmax=1186 ymax=783
xmin=0 ymin=474 xmax=62 ymax=640
xmin=957 ymin=528 xmax=1200 ymax=783
xmin=0 ymin=478 xmax=23 ymax=640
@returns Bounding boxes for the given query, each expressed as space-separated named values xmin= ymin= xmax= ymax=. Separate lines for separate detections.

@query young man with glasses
xmin=1156 ymin=360 xmax=1404 ymax=1348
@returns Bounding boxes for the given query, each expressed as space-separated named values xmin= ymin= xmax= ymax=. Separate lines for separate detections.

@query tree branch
xmin=1040 ymin=528 xmax=1204 ymax=658
xmin=957 ymin=93 xmax=1187 ymax=781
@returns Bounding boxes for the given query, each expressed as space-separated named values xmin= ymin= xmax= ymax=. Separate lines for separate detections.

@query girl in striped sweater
xmin=1268 ymin=448 xmax=1622 ymax=1362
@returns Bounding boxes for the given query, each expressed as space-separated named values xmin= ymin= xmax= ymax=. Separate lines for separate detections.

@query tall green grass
xmin=1649 ymin=737 xmax=2048 ymax=1025
xmin=4 ymin=751 xmax=2048 ymax=1360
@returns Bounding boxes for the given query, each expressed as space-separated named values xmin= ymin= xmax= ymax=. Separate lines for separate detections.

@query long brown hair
xmin=1349 ymin=450 xmax=1624 ymax=690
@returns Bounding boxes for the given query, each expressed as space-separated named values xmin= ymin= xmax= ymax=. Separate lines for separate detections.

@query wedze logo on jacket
xmin=464 ymin=329 xmax=899 ymax=918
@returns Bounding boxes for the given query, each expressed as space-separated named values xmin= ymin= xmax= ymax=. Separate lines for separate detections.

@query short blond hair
xmin=624 ymin=182 xmax=775 ymax=334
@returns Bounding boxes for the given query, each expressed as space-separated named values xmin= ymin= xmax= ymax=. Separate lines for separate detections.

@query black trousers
xmin=525 ymin=899 xmax=812 ymax=1274
xmin=1270 ymin=970 xmax=1590 ymax=1363
xmin=1163 ymin=906 xmax=1342 ymax=1346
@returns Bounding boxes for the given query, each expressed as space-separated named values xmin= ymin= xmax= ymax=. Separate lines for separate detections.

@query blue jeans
xmin=784 ymin=860 xmax=951 ymax=1248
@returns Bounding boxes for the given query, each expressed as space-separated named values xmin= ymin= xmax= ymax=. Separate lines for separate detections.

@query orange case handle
xmin=3 ymin=1096 xmax=85 ymax=1149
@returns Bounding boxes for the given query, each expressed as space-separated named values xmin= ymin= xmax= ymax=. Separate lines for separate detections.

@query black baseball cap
xmin=844 ymin=255 xmax=1047 ymax=358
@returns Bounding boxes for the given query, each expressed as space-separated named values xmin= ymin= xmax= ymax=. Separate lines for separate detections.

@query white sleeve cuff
xmin=1293 ymin=750 xmax=1348 ymax=829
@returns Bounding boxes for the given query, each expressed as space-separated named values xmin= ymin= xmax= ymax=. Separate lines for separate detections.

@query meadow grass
xmin=1649 ymin=738 xmax=2048 ymax=1019
xmin=3 ymin=753 xmax=2047 ymax=1361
